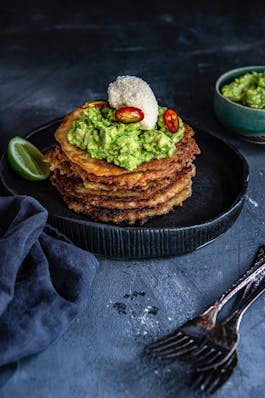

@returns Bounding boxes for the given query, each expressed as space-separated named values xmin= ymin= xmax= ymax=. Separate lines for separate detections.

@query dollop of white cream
xmin=108 ymin=75 xmax=158 ymax=130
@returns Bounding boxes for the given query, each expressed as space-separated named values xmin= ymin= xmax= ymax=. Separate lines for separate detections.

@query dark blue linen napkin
xmin=0 ymin=195 xmax=98 ymax=387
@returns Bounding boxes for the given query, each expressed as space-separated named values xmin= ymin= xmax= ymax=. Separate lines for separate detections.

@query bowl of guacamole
xmin=214 ymin=66 xmax=265 ymax=142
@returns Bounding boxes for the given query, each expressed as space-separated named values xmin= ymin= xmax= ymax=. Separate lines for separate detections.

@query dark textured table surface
xmin=1 ymin=1 xmax=265 ymax=397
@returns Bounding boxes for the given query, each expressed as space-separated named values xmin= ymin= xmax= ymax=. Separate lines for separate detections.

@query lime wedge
xmin=7 ymin=136 xmax=50 ymax=181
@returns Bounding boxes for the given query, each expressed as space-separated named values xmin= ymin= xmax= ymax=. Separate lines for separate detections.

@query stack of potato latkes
xmin=43 ymin=107 xmax=200 ymax=225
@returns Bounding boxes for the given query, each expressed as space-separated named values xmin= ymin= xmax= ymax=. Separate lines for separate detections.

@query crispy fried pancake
xmin=46 ymin=144 xmax=194 ymax=197
xmin=50 ymin=165 xmax=195 ymax=210
xmin=59 ymin=184 xmax=192 ymax=225
xmin=45 ymin=145 xmax=186 ymax=189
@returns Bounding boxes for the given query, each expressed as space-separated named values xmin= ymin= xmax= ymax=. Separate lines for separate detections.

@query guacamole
xmin=221 ymin=71 xmax=265 ymax=109
xmin=67 ymin=106 xmax=185 ymax=170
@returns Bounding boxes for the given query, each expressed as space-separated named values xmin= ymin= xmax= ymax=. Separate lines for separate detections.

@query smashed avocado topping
xmin=221 ymin=71 xmax=265 ymax=109
xmin=67 ymin=106 xmax=184 ymax=170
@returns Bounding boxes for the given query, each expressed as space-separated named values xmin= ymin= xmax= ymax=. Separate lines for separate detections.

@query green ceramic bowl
xmin=214 ymin=66 xmax=265 ymax=143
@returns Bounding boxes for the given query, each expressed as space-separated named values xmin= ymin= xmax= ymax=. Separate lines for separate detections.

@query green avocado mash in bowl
xmin=214 ymin=66 xmax=265 ymax=143
xmin=67 ymin=106 xmax=185 ymax=170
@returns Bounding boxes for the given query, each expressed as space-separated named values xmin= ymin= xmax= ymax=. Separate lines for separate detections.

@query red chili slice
xmin=163 ymin=108 xmax=179 ymax=133
xmin=82 ymin=100 xmax=109 ymax=109
xmin=115 ymin=107 xmax=144 ymax=123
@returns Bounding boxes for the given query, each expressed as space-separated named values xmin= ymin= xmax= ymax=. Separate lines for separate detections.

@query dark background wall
xmin=1 ymin=0 xmax=264 ymax=153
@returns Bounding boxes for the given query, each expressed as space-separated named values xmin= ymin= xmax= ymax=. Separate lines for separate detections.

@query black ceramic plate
xmin=0 ymin=119 xmax=249 ymax=259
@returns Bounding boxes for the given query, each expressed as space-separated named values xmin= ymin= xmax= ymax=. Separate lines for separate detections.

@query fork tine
xmin=181 ymin=342 xmax=209 ymax=358
xmin=203 ymin=371 xmax=219 ymax=394
xmin=148 ymin=335 xmax=191 ymax=352
xmin=150 ymin=337 xmax=194 ymax=353
xmin=202 ymin=353 xmax=237 ymax=394
xmin=208 ymin=354 xmax=238 ymax=394
xmin=173 ymin=344 xmax=210 ymax=362
xmin=191 ymin=369 xmax=213 ymax=394
xmin=157 ymin=340 xmax=221 ymax=361
xmin=203 ymin=363 xmax=229 ymax=394
xmin=154 ymin=340 xmax=211 ymax=360
xmin=191 ymin=346 xmax=216 ymax=362
xmin=153 ymin=342 xmax=198 ymax=358
xmin=146 ymin=331 xmax=184 ymax=350
xmin=195 ymin=350 xmax=224 ymax=369
xmin=192 ymin=353 xmax=237 ymax=394
xmin=197 ymin=348 xmax=235 ymax=371
xmin=190 ymin=369 xmax=208 ymax=390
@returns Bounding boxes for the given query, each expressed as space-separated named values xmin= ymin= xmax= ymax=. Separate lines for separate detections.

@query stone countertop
xmin=0 ymin=1 xmax=265 ymax=397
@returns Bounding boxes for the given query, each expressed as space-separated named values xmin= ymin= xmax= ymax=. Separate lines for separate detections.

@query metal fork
xmin=191 ymin=277 xmax=265 ymax=394
xmin=194 ymin=277 xmax=265 ymax=371
xmin=145 ymin=244 xmax=265 ymax=363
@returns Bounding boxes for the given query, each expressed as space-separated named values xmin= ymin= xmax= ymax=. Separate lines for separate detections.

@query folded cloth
xmin=0 ymin=195 xmax=98 ymax=387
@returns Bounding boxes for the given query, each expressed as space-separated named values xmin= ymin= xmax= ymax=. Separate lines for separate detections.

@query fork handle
xmin=223 ymin=278 xmax=265 ymax=329
xmin=200 ymin=245 xmax=265 ymax=326
xmin=214 ymin=245 xmax=265 ymax=311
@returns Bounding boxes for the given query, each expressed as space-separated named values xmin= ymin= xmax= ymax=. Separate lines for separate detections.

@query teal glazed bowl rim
xmin=215 ymin=65 xmax=265 ymax=113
